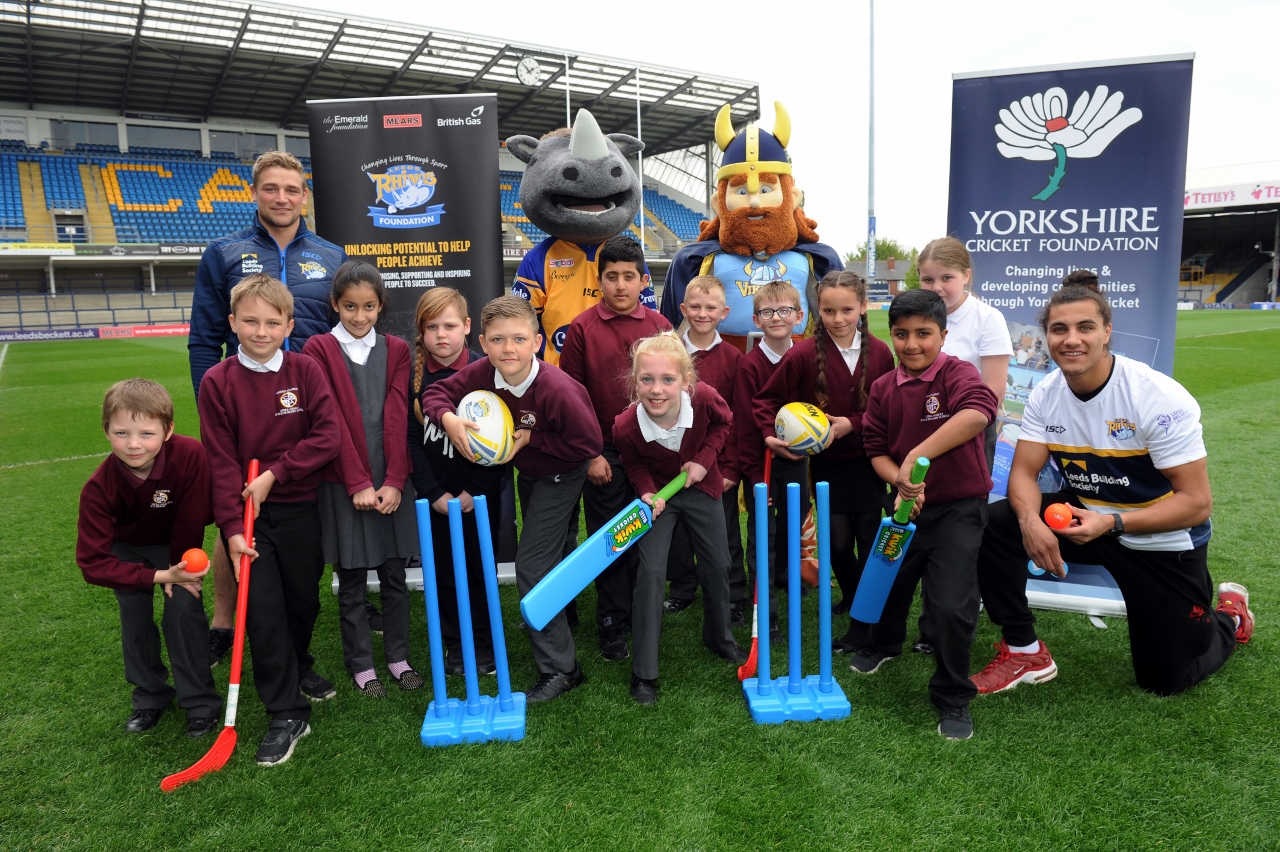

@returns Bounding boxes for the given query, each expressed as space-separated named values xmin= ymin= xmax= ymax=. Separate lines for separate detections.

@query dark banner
xmin=948 ymin=56 xmax=1193 ymax=613
xmin=306 ymin=94 xmax=503 ymax=342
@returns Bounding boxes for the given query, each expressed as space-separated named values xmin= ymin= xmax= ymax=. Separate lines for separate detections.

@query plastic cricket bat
xmin=849 ymin=457 xmax=930 ymax=624
xmin=738 ymin=452 xmax=771 ymax=681
xmin=520 ymin=472 xmax=687 ymax=632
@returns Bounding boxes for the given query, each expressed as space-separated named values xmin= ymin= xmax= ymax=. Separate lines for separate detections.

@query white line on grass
xmin=0 ymin=343 xmax=8 ymax=378
xmin=0 ymin=454 xmax=100 ymax=470
xmin=1183 ymin=326 xmax=1280 ymax=340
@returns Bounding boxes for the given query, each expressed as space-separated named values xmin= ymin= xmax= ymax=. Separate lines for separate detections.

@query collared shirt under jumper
xmin=307 ymin=330 xmax=419 ymax=569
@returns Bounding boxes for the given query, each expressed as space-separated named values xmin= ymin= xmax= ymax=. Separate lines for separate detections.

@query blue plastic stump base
xmin=742 ymin=676 xmax=851 ymax=724
xmin=420 ymin=693 xmax=528 ymax=747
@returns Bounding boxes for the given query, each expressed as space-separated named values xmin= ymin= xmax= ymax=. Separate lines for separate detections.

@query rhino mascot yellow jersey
xmin=659 ymin=102 xmax=843 ymax=351
xmin=507 ymin=109 xmax=655 ymax=366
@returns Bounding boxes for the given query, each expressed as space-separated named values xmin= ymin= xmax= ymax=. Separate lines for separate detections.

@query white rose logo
xmin=995 ymin=85 xmax=1143 ymax=201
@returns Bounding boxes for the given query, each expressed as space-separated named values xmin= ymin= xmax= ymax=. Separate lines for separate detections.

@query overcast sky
xmin=305 ymin=0 xmax=1280 ymax=257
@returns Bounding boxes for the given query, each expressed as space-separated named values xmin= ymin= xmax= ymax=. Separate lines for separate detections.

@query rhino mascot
xmin=506 ymin=109 xmax=654 ymax=366
xmin=659 ymin=102 xmax=843 ymax=351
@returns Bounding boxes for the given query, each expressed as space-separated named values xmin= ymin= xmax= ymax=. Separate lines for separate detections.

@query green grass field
xmin=2 ymin=311 xmax=1278 ymax=850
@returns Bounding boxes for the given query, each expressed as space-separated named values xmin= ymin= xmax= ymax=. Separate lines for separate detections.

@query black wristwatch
xmin=1109 ymin=513 xmax=1126 ymax=537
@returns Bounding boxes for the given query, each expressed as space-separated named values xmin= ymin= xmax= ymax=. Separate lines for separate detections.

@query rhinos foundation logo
xmin=995 ymin=85 xmax=1142 ymax=201
xmin=367 ymin=164 xmax=446 ymax=230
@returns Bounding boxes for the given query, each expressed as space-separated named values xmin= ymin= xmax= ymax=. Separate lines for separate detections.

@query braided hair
xmin=411 ymin=287 xmax=470 ymax=423
xmin=813 ymin=270 xmax=871 ymax=411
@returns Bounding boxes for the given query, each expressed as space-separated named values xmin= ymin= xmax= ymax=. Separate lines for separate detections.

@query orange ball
xmin=182 ymin=548 xmax=209 ymax=573
xmin=1044 ymin=503 xmax=1073 ymax=531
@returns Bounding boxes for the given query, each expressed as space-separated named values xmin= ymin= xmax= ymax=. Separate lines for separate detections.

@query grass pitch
xmin=1 ymin=310 xmax=1278 ymax=850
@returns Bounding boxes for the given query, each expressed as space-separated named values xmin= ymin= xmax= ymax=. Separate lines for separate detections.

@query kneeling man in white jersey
xmin=970 ymin=274 xmax=1253 ymax=697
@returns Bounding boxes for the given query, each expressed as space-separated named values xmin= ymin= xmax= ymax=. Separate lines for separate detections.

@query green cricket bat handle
xmin=891 ymin=458 xmax=931 ymax=524
xmin=654 ymin=471 xmax=689 ymax=503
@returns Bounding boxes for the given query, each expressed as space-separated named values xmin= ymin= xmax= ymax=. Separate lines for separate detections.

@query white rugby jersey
xmin=1020 ymin=355 xmax=1209 ymax=552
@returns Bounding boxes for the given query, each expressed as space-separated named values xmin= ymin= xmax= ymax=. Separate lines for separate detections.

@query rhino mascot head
xmin=505 ymin=109 xmax=644 ymax=246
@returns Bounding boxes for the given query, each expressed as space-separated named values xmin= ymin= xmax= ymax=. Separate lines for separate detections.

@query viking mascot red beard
xmin=659 ymin=102 xmax=843 ymax=351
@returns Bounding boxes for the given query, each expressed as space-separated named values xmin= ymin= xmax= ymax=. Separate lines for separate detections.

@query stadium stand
xmin=2 ymin=150 xmax=704 ymax=251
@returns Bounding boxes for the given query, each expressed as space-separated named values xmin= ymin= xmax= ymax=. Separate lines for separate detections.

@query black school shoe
xmin=630 ymin=676 xmax=658 ymax=705
xmin=912 ymin=637 xmax=935 ymax=655
xmin=352 ymin=675 xmax=387 ymax=698
xmin=445 ymin=646 xmax=497 ymax=676
xmin=600 ymin=629 xmax=629 ymax=661
xmin=729 ymin=603 xmax=746 ymax=627
xmin=255 ymin=719 xmax=311 ymax=766
xmin=526 ymin=664 xmax=585 ymax=704
xmin=298 ymin=670 xmax=337 ymax=701
xmin=392 ymin=668 xmax=424 ymax=691
xmin=125 ymin=707 xmax=165 ymax=733
xmin=208 ymin=628 xmax=234 ymax=667
xmin=663 ymin=596 xmax=694 ymax=613
xmin=711 ymin=643 xmax=749 ymax=666
xmin=938 ymin=706 xmax=974 ymax=741
xmin=187 ymin=716 xmax=219 ymax=738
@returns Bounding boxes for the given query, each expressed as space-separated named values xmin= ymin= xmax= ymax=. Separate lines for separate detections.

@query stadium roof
xmin=0 ymin=0 xmax=760 ymax=157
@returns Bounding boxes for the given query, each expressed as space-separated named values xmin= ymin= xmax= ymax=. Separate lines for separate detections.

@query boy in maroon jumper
xmin=664 ymin=276 xmax=746 ymax=622
xmin=198 ymin=274 xmax=341 ymax=766
xmin=859 ymin=289 xmax=999 ymax=741
xmin=734 ymin=282 xmax=804 ymax=642
xmin=77 ymin=379 xmax=222 ymax=738
xmin=559 ymin=236 xmax=672 ymax=660
xmin=422 ymin=296 xmax=603 ymax=704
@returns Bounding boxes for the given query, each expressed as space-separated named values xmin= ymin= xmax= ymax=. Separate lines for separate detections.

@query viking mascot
xmin=506 ymin=109 xmax=654 ymax=365
xmin=660 ymin=102 xmax=843 ymax=349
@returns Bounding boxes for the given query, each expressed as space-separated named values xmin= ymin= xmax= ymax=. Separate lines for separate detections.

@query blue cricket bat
xmin=520 ymin=472 xmax=686 ymax=632
xmin=849 ymin=458 xmax=930 ymax=624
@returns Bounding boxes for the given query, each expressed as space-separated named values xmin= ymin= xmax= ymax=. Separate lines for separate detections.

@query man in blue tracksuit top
xmin=188 ymin=151 xmax=349 ymax=674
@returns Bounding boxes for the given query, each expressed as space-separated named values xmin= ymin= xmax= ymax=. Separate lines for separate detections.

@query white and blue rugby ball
xmin=775 ymin=401 xmax=833 ymax=456
xmin=457 ymin=390 xmax=515 ymax=467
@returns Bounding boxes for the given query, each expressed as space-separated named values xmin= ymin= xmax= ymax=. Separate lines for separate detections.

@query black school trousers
xmin=665 ymin=488 xmax=747 ymax=606
xmin=583 ymin=443 xmax=639 ymax=633
xmin=111 ymin=542 xmax=222 ymax=718
xmin=977 ymin=493 xmax=1236 ymax=696
xmin=233 ymin=501 xmax=323 ymax=722
xmin=864 ymin=497 xmax=987 ymax=710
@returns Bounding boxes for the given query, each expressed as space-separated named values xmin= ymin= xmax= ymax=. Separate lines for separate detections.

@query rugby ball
xmin=457 ymin=390 xmax=515 ymax=466
xmin=775 ymin=402 xmax=832 ymax=456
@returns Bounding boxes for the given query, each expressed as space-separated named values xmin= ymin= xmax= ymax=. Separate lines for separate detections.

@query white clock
xmin=516 ymin=56 xmax=542 ymax=87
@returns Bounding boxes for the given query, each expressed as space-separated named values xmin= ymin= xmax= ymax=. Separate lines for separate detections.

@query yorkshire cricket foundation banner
xmin=948 ymin=55 xmax=1194 ymax=617
xmin=307 ymin=93 xmax=503 ymax=342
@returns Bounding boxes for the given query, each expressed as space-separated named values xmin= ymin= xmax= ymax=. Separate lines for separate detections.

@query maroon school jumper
xmin=419 ymin=357 xmax=602 ymax=478
xmin=862 ymin=352 xmax=999 ymax=504
xmin=197 ymin=351 xmax=342 ymax=538
xmin=690 ymin=339 xmax=742 ymax=483
xmin=612 ymin=382 xmax=731 ymax=501
xmin=754 ymin=328 xmax=896 ymax=461
xmin=302 ymin=332 xmax=411 ymax=495
xmin=559 ymin=301 xmax=671 ymax=444
xmin=732 ymin=344 xmax=783 ymax=487
xmin=76 ymin=434 xmax=212 ymax=589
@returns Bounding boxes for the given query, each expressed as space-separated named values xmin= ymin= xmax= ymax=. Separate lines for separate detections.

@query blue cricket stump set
xmin=742 ymin=481 xmax=851 ymax=725
xmin=414 ymin=495 xmax=526 ymax=747
xmin=413 ymin=480 xmax=877 ymax=746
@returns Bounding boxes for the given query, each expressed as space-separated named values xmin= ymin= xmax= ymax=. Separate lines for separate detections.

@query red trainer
xmin=970 ymin=639 xmax=1058 ymax=695
xmin=1216 ymin=582 xmax=1254 ymax=643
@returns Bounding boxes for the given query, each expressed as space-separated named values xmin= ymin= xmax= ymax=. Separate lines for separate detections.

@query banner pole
xmin=564 ymin=53 xmax=571 ymax=128
xmin=635 ymin=67 xmax=644 ymax=251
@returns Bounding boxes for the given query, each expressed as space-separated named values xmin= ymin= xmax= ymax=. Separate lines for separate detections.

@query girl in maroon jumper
xmin=756 ymin=270 xmax=896 ymax=653
xmin=613 ymin=333 xmax=747 ymax=705
xmin=303 ymin=261 xmax=421 ymax=697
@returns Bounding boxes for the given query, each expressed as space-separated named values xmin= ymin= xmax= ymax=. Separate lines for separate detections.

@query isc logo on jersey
xmin=775 ymin=402 xmax=833 ymax=456
xmin=458 ymin=390 xmax=515 ymax=466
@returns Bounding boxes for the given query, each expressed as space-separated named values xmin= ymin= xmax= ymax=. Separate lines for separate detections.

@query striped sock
xmin=353 ymin=668 xmax=377 ymax=688
xmin=388 ymin=660 xmax=412 ymax=679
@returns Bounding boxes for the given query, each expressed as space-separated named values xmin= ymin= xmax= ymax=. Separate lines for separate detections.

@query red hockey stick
xmin=738 ymin=452 xmax=771 ymax=681
xmin=161 ymin=459 xmax=258 ymax=792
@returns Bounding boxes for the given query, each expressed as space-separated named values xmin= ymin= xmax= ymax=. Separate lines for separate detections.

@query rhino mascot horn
xmin=506 ymin=109 xmax=655 ymax=365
